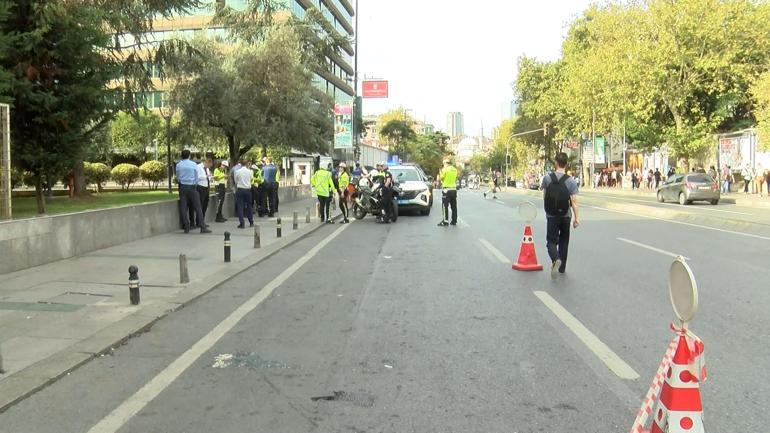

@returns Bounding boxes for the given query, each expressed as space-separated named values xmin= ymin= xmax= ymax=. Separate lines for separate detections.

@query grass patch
xmin=11 ymin=191 xmax=178 ymax=219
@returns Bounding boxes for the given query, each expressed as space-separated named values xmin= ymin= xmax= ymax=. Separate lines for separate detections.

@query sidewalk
xmin=0 ymin=196 xmax=329 ymax=411
xmin=578 ymin=185 xmax=770 ymax=209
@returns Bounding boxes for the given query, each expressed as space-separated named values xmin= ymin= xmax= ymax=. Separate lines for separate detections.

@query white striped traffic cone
xmin=649 ymin=335 xmax=705 ymax=433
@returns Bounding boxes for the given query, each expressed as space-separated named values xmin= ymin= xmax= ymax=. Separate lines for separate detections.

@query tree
xmin=169 ymin=8 xmax=340 ymax=165
xmin=411 ymin=132 xmax=449 ymax=177
xmin=111 ymin=163 xmax=141 ymax=191
xmin=84 ymin=162 xmax=111 ymax=192
xmin=111 ymin=111 xmax=163 ymax=161
xmin=0 ymin=0 xmax=198 ymax=213
xmin=380 ymin=119 xmax=416 ymax=160
xmin=139 ymin=161 xmax=166 ymax=190
xmin=752 ymin=71 xmax=770 ymax=151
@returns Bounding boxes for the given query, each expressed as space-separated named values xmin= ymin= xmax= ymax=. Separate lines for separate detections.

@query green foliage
xmin=753 ymin=71 xmax=770 ymax=151
xmin=170 ymin=2 xmax=342 ymax=165
xmin=410 ymin=132 xmax=450 ymax=177
xmin=139 ymin=161 xmax=167 ymax=190
xmin=111 ymin=111 xmax=164 ymax=161
xmin=84 ymin=162 xmax=111 ymax=191
xmin=111 ymin=163 xmax=141 ymax=191
xmin=380 ymin=119 xmax=417 ymax=159
xmin=514 ymin=0 xmax=770 ymax=163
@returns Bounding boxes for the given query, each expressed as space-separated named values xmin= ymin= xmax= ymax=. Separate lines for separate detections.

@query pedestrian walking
xmin=742 ymin=165 xmax=754 ymax=194
xmin=234 ymin=159 xmax=254 ymax=229
xmin=196 ymin=157 xmax=213 ymax=226
xmin=540 ymin=152 xmax=580 ymax=277
xmin=176 ymin=150 xmax=211 ymax=234
xmin=311 ymin=162 xmax=335 ymax=223
xmin=337 ymin=162 xmax=350 ymax=223
xmin=213 ymin=160 xmax=228 ymax=222
xmin=483 ymin=169 xmax=500 ymax=199
xmin=438 ymin=158 xmax=459 ymax=227
xmin=654 ymin=168 xmax=662 ymax=189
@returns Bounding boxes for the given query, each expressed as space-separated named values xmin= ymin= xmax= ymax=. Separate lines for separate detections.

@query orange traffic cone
xmin=512 ymin=225 xmax=543 ymax=271
xmin=649 ymin=334 xmax=705 ymax=433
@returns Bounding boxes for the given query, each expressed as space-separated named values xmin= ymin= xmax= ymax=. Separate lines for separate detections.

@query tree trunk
xmin=227 ymin=134 xmax=237 ymax=167
xmin=35 ymin=175 xmax=46 ymax=215
xmin=72 ymin=160 xmax=89 ymax=198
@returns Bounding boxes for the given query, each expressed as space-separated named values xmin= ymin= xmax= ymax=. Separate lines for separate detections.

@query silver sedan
xmin=657 ymin=173 xmax=720 ymax=205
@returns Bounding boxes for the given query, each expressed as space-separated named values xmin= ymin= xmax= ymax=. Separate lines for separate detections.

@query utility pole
xmin=352 ymin=0 xmax=360 ymax=163
xmin=591 ymin=108 xmax=596 ymax=189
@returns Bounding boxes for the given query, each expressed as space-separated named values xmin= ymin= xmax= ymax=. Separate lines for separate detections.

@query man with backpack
xmin=541 ymin=152 xmax=580 ymax=277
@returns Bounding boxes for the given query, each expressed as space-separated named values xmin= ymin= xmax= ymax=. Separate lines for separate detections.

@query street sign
xmin=333 ymin=99 xmax=353 ymax=149
xmin=669 ymin=256 xmax=698 ymax=324
xmin=362 ymin=80 xmax=389 ymax=98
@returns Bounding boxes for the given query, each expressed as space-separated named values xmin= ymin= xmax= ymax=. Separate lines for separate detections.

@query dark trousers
xmin=381 ymin=188 xmax=393 ymax=222
xmin=546 ymin=216 xmax=571 ymax=271
xmin=266 ymin=182 xmax=278 ymax=216
xmin=215 ymin=184 xmax=226 ymax=218
xmin=339 ymin=191 xmax=348 ymax=220
xmin=442 ymin=189 xmax=457 ymax=223
xmin=197 ymin=185 xmax=209 ymax=224
xmin=179 ymin=185 xmax=204 ymax=231
xmin=318 ymin=195 xmax=330 ymax=221
xmin=235 ymin=188 xmax=254 ymax=225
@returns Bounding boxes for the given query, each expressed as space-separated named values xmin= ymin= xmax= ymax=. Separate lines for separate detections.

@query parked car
xmin=657 ymin=173 xmax=720 ymax=205
xmin=388 ymin=165 xmax=433 ymax=216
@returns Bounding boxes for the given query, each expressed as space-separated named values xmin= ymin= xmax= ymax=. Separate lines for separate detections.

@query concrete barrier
xmin=0 ymin=185 xmax=311 ymax=274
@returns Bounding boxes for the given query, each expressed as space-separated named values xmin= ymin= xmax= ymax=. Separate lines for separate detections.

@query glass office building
xmin=133 ymin=0 xmax=355 ymax=108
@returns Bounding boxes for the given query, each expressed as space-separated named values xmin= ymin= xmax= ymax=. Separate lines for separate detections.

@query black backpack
xmin=544 ymin=173 xmax=571 ymax=216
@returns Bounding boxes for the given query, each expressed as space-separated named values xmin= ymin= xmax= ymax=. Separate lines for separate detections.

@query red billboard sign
xmin=362 ymin=80 xmax=389 ymax=98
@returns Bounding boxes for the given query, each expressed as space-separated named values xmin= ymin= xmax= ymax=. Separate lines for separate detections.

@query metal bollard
xmin=276 ymin=217 xmax=282 ymax=238
xmin=224 ymin=231 xmax=231 ymax=263
xmin=293 ymin=211 xmax=298 ymax=230
xmin=179 ymin=254 xmax=189 ymax=284
xmin=306 ymin=207 xmax=311 ymax=223
xmin=253 ymin=224 xmax=261 ymax=249
xmin=128 ymin=265 xmax=140 ymax=305
xmin=0 ymin=342 xmax=5 ymax=375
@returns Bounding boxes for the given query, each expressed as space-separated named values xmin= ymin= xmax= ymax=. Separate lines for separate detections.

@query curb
xmin=0 ymin=215 xmax=337 ymax=413
xmin=508 ymin=188 xmax=770 ymax=238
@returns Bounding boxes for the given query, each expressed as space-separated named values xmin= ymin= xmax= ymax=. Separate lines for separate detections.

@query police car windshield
xmin=389 ymin=168 xmax=422 ymax=182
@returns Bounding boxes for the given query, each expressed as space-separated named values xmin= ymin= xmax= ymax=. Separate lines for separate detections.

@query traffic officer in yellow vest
xmin=213 ymin=160 xmax=228 ymax=222
xmin=438 ymin=157 xmax=459 ymax=227
xmin=337 ymin=162 xmax=351 ymax=224
xmin=311 ymin=162 xmax=336 ymax=224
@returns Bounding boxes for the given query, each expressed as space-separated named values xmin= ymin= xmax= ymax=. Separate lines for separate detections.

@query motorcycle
xmin=352 ymin=171 xmax=401 ymax=222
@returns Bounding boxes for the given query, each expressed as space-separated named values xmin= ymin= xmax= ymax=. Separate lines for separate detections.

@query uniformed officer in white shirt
xmin=195 ymin=157 xmax=213 ymax=228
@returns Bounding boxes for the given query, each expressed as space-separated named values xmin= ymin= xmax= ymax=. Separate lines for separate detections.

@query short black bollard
xmin=128 ymin=265 xmax=140 ymax=305
xmin=179 ymin=254 xmax=189 ymax=284
xmin=224 ymin=231 xmax=231 ymax=263
xmin=0 ymin=342 xmax=5 ymax=374
xmin=253 ymin=224 xmax=261 ymax=249
xmin=276 ymin=217 xmax=282 ymax=238
xmin=306 ymin=207 xmax=311 ymax=223
xmin=293 ymin=211 xmax=298 ymax=230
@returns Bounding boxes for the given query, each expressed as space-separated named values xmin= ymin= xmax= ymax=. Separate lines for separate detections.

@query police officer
xmin=337 ymin=162 xmax=350 ymax=224
xmin=176 ymin=150 xmax=211 ymax=234
xmin=252 ymin=162 xmax=266 ymax=216
xmin=311 ymin=162 xmax=335 ymax=223
xmin=438 ymin=157 xmax=459 ymax=227
xmin=379 ymin=161 xmax=394 ymax=224
xmin=213 ymin=160 xmax=228 ymax=222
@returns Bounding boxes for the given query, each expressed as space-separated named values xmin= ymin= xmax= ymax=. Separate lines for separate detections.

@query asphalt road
xmin=1 ymin=189 xmax=768 ymax=432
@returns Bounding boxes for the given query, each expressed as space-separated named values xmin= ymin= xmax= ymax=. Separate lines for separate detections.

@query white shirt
xmin=234 ymin=167 xmax=253 ymax=189
xmin=196 ymin=163 xmax=211 ymax=187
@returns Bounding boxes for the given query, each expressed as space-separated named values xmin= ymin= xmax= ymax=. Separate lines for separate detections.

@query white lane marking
xmin=586 ymin=205 xmax=770 ymax=241
xmin=87 ymin=223 xmax=353 ymax=433
xmin=494 ymin=199 xmax=505 ymax=205
xmin=584 ymin=193 xmax=753 ymax=216
xmin=616 ymin=238 xmax=689 ymax=260
xmin=458 ymin=218 xmax=470 ymax=227
xmin=479 ymin=238 xmax=509 ymax=264
xmin=534 ymin=291 xmax=640 ymax=380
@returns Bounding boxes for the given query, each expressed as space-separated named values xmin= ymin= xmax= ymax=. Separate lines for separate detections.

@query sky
xmin=356 ymin=0 xmax=597 ymax=137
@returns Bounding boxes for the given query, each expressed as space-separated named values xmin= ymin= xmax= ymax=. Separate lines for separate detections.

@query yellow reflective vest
xmin=213 ymin=167 xmax=227 ymax=185
xmin=440 ymin=165 xmax=458 ymax=189
xmin=311 ymin=168 xmax=335 ymax=197
xmin=338 ymin=171 xmax=350 ymax=190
